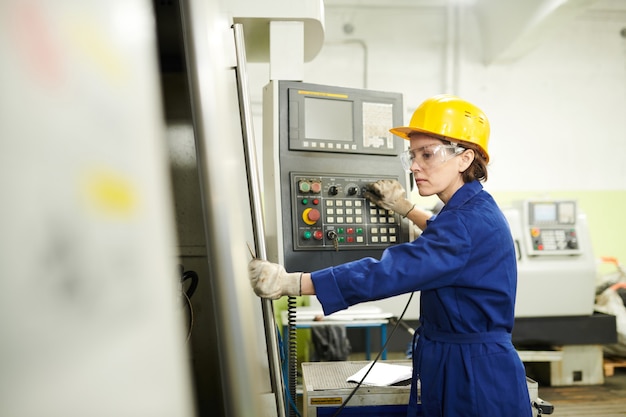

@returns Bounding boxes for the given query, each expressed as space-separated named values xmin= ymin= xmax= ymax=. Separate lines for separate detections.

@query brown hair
xmin=460 ymin=143 xmax=488 ymax=183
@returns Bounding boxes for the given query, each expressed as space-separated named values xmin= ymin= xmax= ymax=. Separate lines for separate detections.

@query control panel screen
xmin=291 ymin=172 xmax=402 ymax=251
xmin=530 ymin=201 xmax=576 ymax=225
xmin=287 ymin=84 xmax=401 ymax=156
xmin=304 ymin=97 xmax=353 ymax=141
xmin=532 ymin=203 xmax=557 ymax=223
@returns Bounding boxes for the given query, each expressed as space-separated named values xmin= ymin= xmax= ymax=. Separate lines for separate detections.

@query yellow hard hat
xmin=390 ymin=94 xmax=490 ymax=162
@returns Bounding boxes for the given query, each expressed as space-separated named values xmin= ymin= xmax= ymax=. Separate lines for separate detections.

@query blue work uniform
xmin=311 ymin=180 xmax=532 ymax=417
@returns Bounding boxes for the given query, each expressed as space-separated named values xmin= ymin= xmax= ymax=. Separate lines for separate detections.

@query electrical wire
xmin=182 ymin=289 xmax=194 ymax=342
xmin=331 ymin=292 xmax=415 ymax=417
xmin=179 ymin=267 xmax=198 ymax=342
xmin=276 ymin=316 xmax=301 ymax=417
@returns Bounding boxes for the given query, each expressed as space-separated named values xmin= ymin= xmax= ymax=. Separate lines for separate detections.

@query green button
xmin=338 ymin=237 xmax=345 ymax=243
xmin=337 ymin=227 xmax=344 ymax=234
xmin=302 ymin=199 xmax=308 ymax=205
xmin=356 ymin=228 xmax=363 ymax=234
xmin=303 ymin=231 xmax=312 ymax=240
xmin=299 ymin=181 xmax=311 ymax=192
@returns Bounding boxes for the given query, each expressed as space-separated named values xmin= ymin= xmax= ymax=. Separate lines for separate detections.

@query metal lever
xmin=232 ymin=23 xmax=287 ymax=417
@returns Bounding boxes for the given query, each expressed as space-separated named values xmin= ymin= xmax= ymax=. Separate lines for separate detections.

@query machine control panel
xmin=291 ymin=173 xmax=402 ymax=251
xmin=523 ymin=200 xmax=582 ymax=255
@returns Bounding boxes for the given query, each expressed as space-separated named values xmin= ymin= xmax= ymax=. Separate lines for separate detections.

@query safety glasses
xmin=400 ymin=144 xmax=465 ymax=172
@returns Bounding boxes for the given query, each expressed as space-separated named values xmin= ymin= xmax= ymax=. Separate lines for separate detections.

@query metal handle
xmin=232 ymin=23 xmax=287 ymax=417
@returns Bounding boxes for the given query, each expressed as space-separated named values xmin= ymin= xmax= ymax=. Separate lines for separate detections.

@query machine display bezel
xmin=528 ymin=201 xmax=577 ymax=225
xmin=287 ymin=84 xmax=403 ymax=156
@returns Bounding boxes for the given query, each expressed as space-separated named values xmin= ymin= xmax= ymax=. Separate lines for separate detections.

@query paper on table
xmin=346 ymin=362 xmax=412 ymax=387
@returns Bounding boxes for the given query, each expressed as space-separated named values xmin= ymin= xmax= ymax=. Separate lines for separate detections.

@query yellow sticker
xmin=83 ymin=169 xmax=137 ymax=217
xmin=297 ymin=90 xmax=348 ymax=99
xmin=310 ymin=397 xmax=343 ymax=406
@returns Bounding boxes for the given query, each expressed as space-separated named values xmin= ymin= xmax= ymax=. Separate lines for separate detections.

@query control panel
xmin=522 ymin=200 xmax=582 ymax=256
xmin=528 ymin=228 xmax=579 ymax=252
xmin=291 ymin=173 xmax=401 ymax=251
xmin=263 ymin=80 xmax=409 ymax=272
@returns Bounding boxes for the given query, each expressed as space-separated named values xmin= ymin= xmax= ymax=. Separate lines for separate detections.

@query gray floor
xmin=537 ymin=367 xmax=626 ymax=417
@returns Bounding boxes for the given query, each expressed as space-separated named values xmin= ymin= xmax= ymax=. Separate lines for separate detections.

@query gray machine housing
xmin=262 ymin=80 xmax=410 ymax=273
xmin=503 ymin=199 xmax=597 ymax=318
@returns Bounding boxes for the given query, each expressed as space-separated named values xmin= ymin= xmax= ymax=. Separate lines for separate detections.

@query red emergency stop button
xmin=302 ymin=208 xmax=321 ymax=225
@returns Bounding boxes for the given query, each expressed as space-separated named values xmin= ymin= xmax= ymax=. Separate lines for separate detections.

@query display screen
xmin=532 ymin=203 xmax=557 ymax=223
xmin=304 ymin=97 xmax=353 ymax=141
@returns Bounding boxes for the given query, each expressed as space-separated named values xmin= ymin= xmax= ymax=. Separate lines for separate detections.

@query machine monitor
xmin=263 ymin=80 xmax=409 ymax=274
xmin=287 ymin=85 xmax=398 ymax=156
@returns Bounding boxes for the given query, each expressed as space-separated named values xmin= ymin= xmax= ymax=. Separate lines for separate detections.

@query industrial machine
xmin=504 ymin=199 xmax=597 ymax=318
xmin=504 ymin=199 xmax=616 ymax=386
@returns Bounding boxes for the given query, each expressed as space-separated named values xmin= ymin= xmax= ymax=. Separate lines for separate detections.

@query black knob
xmin=347 ymin=186 xmax=358 ymax=195
xmin=328 ymin=185 xmax=339 ymax=195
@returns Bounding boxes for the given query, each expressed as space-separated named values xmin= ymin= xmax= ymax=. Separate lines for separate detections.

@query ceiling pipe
xmin=444 ymin=0 xmax=460 ymax=94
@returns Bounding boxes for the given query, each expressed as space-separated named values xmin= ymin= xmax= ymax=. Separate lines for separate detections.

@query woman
xmin=249 ymin=94 xmax=532 ymax=417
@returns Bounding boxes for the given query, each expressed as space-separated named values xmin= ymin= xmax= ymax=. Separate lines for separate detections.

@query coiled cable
xmin=287 ymin=296 xmax=298 ymax=417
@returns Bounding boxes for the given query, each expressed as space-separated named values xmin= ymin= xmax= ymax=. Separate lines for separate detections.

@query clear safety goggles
xmin=400 ymin=143 xmax=465 ymax=172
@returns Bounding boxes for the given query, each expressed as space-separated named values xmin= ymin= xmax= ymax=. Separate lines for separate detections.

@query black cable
xmin=287 ymin=296 xmax=298 ymax=417
xmin=179 ymin=266 xmax=198 ymax=342
xmin=331 ymin=292 xmax=415 ymax=417
xmin=182 ymin=289 xmax=194 ymax=342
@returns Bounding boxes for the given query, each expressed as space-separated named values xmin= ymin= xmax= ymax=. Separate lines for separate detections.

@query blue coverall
xmin=311 ymin=180 xmax=532 ymax=417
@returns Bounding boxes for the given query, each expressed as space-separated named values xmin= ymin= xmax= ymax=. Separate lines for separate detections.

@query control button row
xmin=371 ymin=227 xmax=397 ymax=235
xmin=371 ymin=235 xmax=397 ymax=243
xmin=326 ymin=208 xmax=363 ymax=215
xmin=326 ymin=217 xmax=363 ymax=224
xmin=302 ymin=141 xmax=358 ymax=150
xmin=298 ymin=180 xmax=322 ymax=194
xmin=326 ymin=200 xmax=363 ymax=207
xmin=370 ymin=217 xmax=397 ymax=224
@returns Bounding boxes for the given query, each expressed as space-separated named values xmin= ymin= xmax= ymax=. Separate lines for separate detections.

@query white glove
xmin=248 ymin=259 xmax=302 ymax=299
xmin=364 ymin=179 xmax=414 ymax=217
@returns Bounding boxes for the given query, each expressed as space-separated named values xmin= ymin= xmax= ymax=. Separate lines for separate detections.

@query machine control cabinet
xmin=504 ymin=199 xmax=596 ymax=317
xmin=263 ymin=80 xmax=410 ymax=274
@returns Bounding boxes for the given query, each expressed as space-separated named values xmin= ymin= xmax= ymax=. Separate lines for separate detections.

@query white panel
xmin=228 ymin=0 xmax=325 ymax=62
xmin=0 ymin=1 xmax=195 ymax=416
xmin=270 ymin=21 xmax=304 ymax=81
